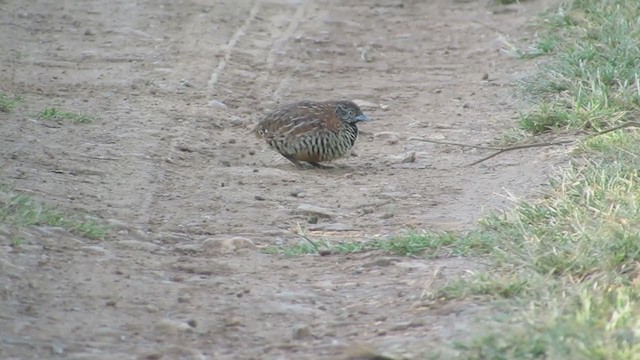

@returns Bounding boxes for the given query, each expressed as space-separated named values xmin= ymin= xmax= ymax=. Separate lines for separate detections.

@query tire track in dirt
xmin=0 ymin=0 xmax=204 ymax=234
xmin=262 ymin=1 xmax=309 ymax=102
xmin=141 ymin=0 xmax=314 ymax=237
xmin=134 ymin=0 xmax=563 ymax=240
xmin=0 ymin=1 xmax=567 ymax=359
xmin=208 ymin=0 xmax=311 ymax=106
xmin=207 ymin=0 xmax=262 ymax=94
xmin=134 ymin=1 xmax=274 ymax=233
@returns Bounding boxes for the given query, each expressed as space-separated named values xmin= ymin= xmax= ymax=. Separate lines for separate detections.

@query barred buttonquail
xmin=254 ymin=100 xmax=370 ymax=169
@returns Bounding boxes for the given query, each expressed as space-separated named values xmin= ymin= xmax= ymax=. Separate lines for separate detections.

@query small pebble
xmin=208 ymin=99 xmax=227 ymax=109
xmin=362 ymin=207 xmax=374 ymax=215
xmin=292 ymin=325 xmax=312 ymax=340
xmin=229 ymin=118 xmax=244 ymax=126
xmin=225 ymin=317 xmax=241 ymax=327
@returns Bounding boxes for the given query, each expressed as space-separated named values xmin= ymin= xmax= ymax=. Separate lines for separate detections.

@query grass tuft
xmin=38 ymin=107 xmax=94 ymax=123
xmin=0 ymin=190 xmax=109 ymax=239
xmin=517 ymin=0 xmax=640 ymax=133
xmin=264 ymin=231 xmax=487 ymax=257
xmin=437 ymin=272 xmax=532 ymax=300
xmin=442 ymin=0 xmax=640 ymax=357
xmin=0 ymin=92 xmax=21 ymax=112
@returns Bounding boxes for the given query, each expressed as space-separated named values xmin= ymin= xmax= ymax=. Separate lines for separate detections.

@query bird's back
xmin=254 ymin=100 xmax=361 ymax=165
xmin=254 ymin=101 xmax=344 ymax=139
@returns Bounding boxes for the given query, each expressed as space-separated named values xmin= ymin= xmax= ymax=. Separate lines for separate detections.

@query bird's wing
xmin=255 ymin=102 xmax=341 ymax=140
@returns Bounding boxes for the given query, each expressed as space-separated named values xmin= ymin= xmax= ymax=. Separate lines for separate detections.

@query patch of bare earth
xmin=1 ymin=0 xmax=562 ymax=358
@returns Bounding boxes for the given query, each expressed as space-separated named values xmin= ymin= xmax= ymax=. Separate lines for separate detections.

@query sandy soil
xmin=0 ymin=0 xmax=563 ymax=359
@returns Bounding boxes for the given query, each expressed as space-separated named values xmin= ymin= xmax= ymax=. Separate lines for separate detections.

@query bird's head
xmin=335 ymin=101 xmax=370 ymax=125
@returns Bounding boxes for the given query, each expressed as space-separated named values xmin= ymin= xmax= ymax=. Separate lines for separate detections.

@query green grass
xmin=517 ymin=0 xmax=640 ymax=134
xmin=266 ymin=1 xmax=640 ymax=357
xmin=435 ymin=0 xmax=640 ymax=358
xmin=263 ymin=231 xmax=490 ymax=257
xmin=10 ymin=237 xmax=25 ymax=247
xmin=495 ymin=0 xmax=532 ymax=5
xmin=436 ymin=132 xmax=640 ymax=359
xmin=0 ymin=189 xmax=108 ymax=239
xmin=436 ymin=272 xmax=532 ymax=300
xmin=0 ymin=92 xmax=20 ymax=112
xmin=37 ymin=107 xmax=94 ymax=123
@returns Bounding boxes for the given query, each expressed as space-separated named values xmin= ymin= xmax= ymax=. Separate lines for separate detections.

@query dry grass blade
xmin=408 ymin=137 xmax=501 ymax=150
xmin=293 ymin=222 xmax=332 ymax=255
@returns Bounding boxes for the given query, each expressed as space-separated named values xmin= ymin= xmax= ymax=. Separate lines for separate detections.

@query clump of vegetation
xmin=438 ymin=0 xmax=640 ymax=358
xmin=263 ymin=230 xmax=480 ymax=258
xmin=38 ymin=107 xmax=95 ymax=123
xmin=0 ymin=188 xmax=108 ymax=239
xmin=0 ymin=92 xmax=21 ymax=112
xmin=518 ymin=0 xmax=640 ymax=134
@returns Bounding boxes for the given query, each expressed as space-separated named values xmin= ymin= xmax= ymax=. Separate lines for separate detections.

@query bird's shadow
xmin=275 ymin=162 xmax=357 ymax=175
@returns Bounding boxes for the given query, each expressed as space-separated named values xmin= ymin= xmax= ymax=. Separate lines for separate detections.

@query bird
xmin=254 ymin=100 xmax=370 ymax=169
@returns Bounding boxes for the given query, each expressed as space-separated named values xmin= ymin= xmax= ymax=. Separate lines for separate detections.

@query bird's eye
xmin=348 ymin=110 xmax=354 ymax=116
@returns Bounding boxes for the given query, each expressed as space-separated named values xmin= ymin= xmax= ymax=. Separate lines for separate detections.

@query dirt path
xmin=1 ymin=0 xmax=561 ymax=358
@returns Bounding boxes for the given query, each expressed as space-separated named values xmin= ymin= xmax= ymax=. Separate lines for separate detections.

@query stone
xmin=114 ymin=240 xmax=161 ymax=251
xmin=155 ymin=319 xmax=194 ymax=334
xmin=292 ymin=325 xmax=312 ymax=340
xmin=401 ymin=152 xmax=416 ymax=163
xmin=208 ymin=99 xmax=227 ymax=109
xmin=229 ymin=117 xmax=244 ymax=126
xmin=388 ymin=152 xmax=416 ymax=164
xmin=296 ymin=204 xmax=337 ymax=218
xmin=374 ymin=131 xmax=401 ymax=145
xmin=202 ymin=237 xmax=257 ymax=255
xmin=308 ymin=223 xmax=353 ymax=232
xmin=80 ymin=245 xmax=110 ymax=255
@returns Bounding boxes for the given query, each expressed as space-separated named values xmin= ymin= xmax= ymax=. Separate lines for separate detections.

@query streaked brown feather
xmin=254 ymin=100 xmax=367 ymax=168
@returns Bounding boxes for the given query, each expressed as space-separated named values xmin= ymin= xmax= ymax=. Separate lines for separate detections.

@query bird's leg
xmin=282 ymin=155 xmax=306 ymax=169
xmin=308 ymin=162 xmax=333 ymax=169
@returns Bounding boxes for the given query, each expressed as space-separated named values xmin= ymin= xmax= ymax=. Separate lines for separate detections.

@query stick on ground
xmin=411 ymin=121 xmax=640 ymax=166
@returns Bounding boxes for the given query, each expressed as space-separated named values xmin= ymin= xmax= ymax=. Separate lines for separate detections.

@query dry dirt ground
xmin=1 ymin=0 xmax=563 ymax=359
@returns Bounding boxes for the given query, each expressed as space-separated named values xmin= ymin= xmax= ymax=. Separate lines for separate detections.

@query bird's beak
xmin=355 ymin=114 xmax=370 ymax=122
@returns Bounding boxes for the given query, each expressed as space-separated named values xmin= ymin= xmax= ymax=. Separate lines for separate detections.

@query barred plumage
xmin=254 ymin=100 xmax=370 ymax=169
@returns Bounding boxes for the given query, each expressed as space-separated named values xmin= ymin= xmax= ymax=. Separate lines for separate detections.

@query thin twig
xmin=77 ymin=154 xmax=121 ymax=161
xmin=28 ymin=118 xmax=61 ymax=128
xmin=466 ymin=139 xmax=574 ymax=166
xmin=467 ymin=121 xmax=640 ymax=166
xmin=470 ymin=19 xmax=508 ymax=36
xmin=583 ymin=121 xmax=640 ymax=138
xmin=294 ymin=222 xmax=322 ymax=254
xmin=409 ymin=137 xmax=501 ymax=150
